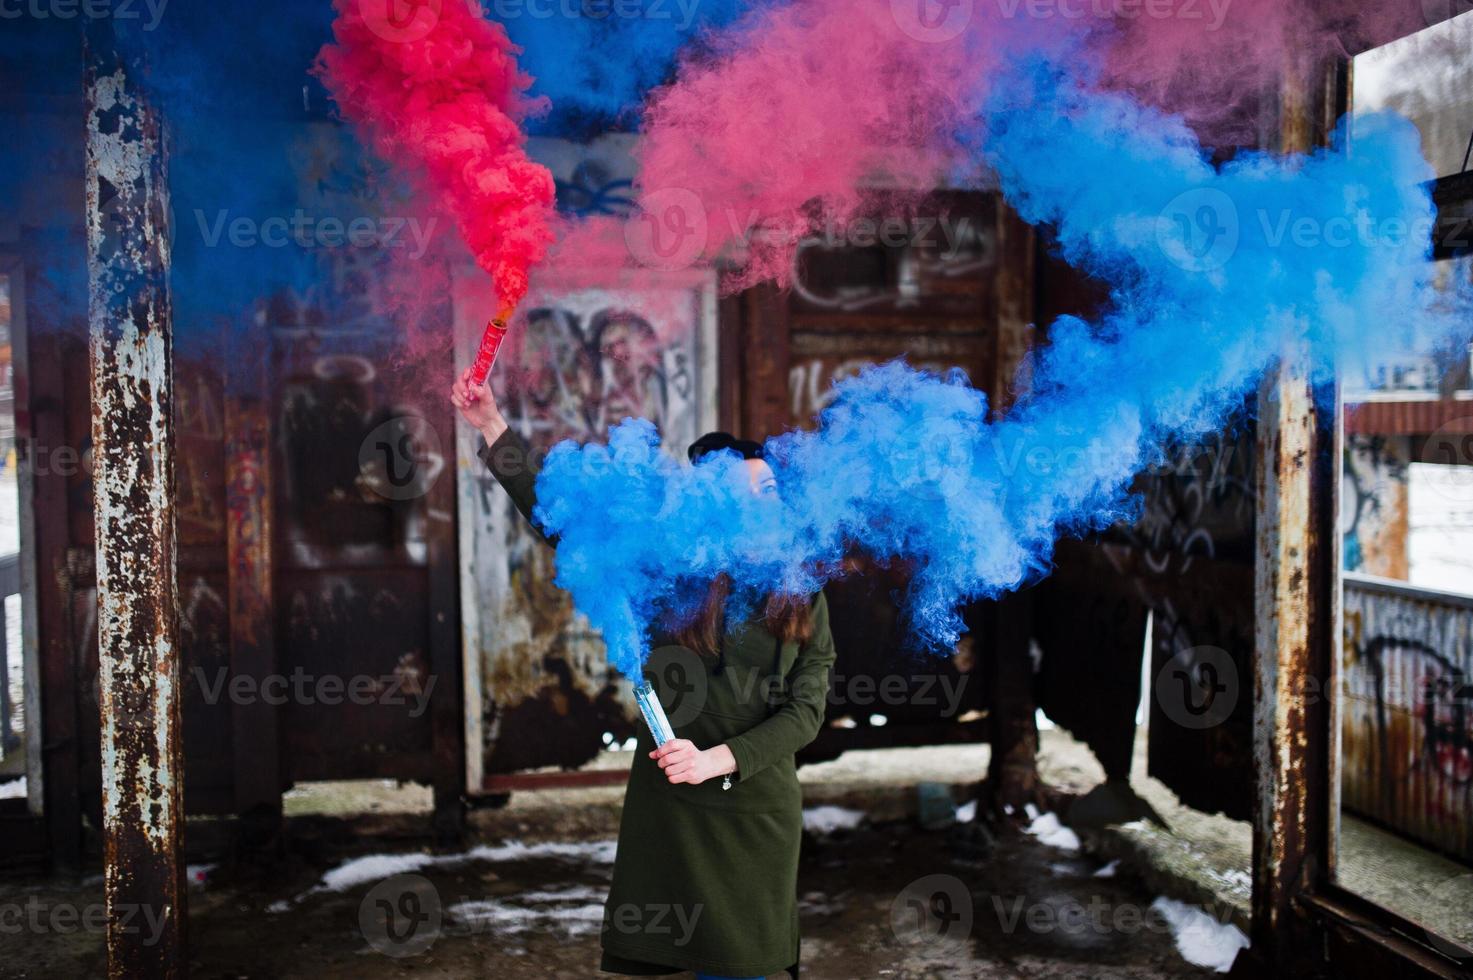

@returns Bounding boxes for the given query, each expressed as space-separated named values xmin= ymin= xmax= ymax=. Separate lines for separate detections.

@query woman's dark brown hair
xmin=673 ymin=575 xmax=813 ymax=658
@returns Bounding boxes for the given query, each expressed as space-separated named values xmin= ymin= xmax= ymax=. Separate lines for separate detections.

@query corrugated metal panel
xmin=1343 ymin=574 xmax=1473 ymax=863
xmin=1345 ymin=399 xmax=1473 ymax=437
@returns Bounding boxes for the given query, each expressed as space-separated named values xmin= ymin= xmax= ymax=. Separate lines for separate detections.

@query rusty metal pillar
xmin=85 ymin=24 xmax=187 ymax=979
xmin=1249 ymin=56 xmax=1343 ymax=974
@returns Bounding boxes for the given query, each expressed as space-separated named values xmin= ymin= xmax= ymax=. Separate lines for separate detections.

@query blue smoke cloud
xmin=505 ymin=1 xmax=751 ymax=134
xmin=533 ymin=55 xmax=1473 ymax=679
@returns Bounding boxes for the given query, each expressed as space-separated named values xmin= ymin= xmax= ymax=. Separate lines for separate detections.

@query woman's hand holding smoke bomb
xmin=652 ymin=739 xmax=737 ymax=786
xmin=450 ymin=367 xmax=509 ymax=446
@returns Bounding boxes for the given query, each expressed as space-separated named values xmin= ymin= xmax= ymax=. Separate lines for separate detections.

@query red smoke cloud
xmin=315 ymin=0 xmax=556 ymax=313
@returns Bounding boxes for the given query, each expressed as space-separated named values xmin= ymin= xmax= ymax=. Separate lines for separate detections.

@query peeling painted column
xmin=84 ymin=28 xmax=186 ymax=980
xmin=1249 ymin=57 xmax=1342 ymax=972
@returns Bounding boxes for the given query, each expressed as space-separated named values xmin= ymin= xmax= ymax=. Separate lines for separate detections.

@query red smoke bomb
xmin=469 ymin=305 xmax=516 ymax=388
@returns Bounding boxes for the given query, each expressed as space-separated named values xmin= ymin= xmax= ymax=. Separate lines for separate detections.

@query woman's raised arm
xmin=450 ymin=369 xmax=555 ymax=547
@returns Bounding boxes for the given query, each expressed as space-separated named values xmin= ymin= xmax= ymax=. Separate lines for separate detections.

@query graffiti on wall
xmin=1342 ymin=434 xmax=1411 ymax=579
xmin=1343 ymin=576 xmax=1473 ymax=863
xmin=459 ymin=277 xmax=717 ymax=778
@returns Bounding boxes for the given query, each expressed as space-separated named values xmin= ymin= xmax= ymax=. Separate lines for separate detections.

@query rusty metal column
xmin=85 ymin=25 xmax=187 ymax=980
xmin=1249 ymin=56 xmax=1343 ymax=973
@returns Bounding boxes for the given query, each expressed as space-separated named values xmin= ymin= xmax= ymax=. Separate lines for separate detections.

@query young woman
xmin=451 ymin=369 xmax=836 ymax=980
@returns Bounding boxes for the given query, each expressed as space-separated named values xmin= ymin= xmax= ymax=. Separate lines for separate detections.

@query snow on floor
xmin=449 ymin=884 xmax=608 ymax=938
xmin=1023 ymin=804 xmax=1081 ymax=852
xmin=802 ymin=806 xmax=865 ymax=835
xmin=1150 ymin=896 xmax=1250 ymax=973
xmin=285 ymin=839 xmax=618 ymax=905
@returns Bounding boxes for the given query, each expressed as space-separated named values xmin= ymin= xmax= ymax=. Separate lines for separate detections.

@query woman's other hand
xmin=651 ymin=739 xmax=737 ymax=786
xmin=450 ymin=367 xmax=508 ymax=444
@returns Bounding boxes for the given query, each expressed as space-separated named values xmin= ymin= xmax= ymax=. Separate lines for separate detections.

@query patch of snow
xmin=955 ymin=800 xmax=978 ymax=824
xmin=293 ymin=839 xmax=618 ymax=903
xmin=1023 ymin=810 xmax=1081 ymax=852
xmin=265 ymin=900 xmax=290 ymax=914
xmin=803 ymin=806 xmax=865 ymax=835
xmin=1151 ymin=896 xmax=1249 ymax=973
xmin=450 ymin=884 xmax=607 ymax=938
xmin=0 ymin=777 xmax=24 ymax=801
xmin=1093 ymin=859 xmax=1121 ymax=878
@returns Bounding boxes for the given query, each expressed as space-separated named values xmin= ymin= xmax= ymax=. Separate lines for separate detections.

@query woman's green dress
xmin=482 ymin=429 xmax=836 ymax=978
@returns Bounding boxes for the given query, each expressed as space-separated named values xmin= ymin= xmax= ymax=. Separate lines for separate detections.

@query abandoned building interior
xmin=0 ymin=3 xmax=1471 ymax=978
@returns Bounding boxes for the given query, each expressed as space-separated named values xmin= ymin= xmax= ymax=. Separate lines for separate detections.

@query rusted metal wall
xmin=19 ymin=101 xmax=468 ymax=861
xmin=740 ymin=192 xmax=1027 ymax=769
xmin=1342 ymin=574 xmax=1472 ymax=863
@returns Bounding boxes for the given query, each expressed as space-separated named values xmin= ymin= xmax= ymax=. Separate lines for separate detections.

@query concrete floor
xmin=2 ymin=730 xmax=1464 ymax=976
xmin=1 ymin=741 xmax=1230 ymax=980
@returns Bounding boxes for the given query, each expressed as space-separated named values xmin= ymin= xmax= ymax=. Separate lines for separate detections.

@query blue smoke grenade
xmin=533 ymin=55 xmax=1473 ymax=680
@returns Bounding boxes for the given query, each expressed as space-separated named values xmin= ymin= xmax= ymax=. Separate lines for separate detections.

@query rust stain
xmin=86 ymin=43 xmax=186 ymax=979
